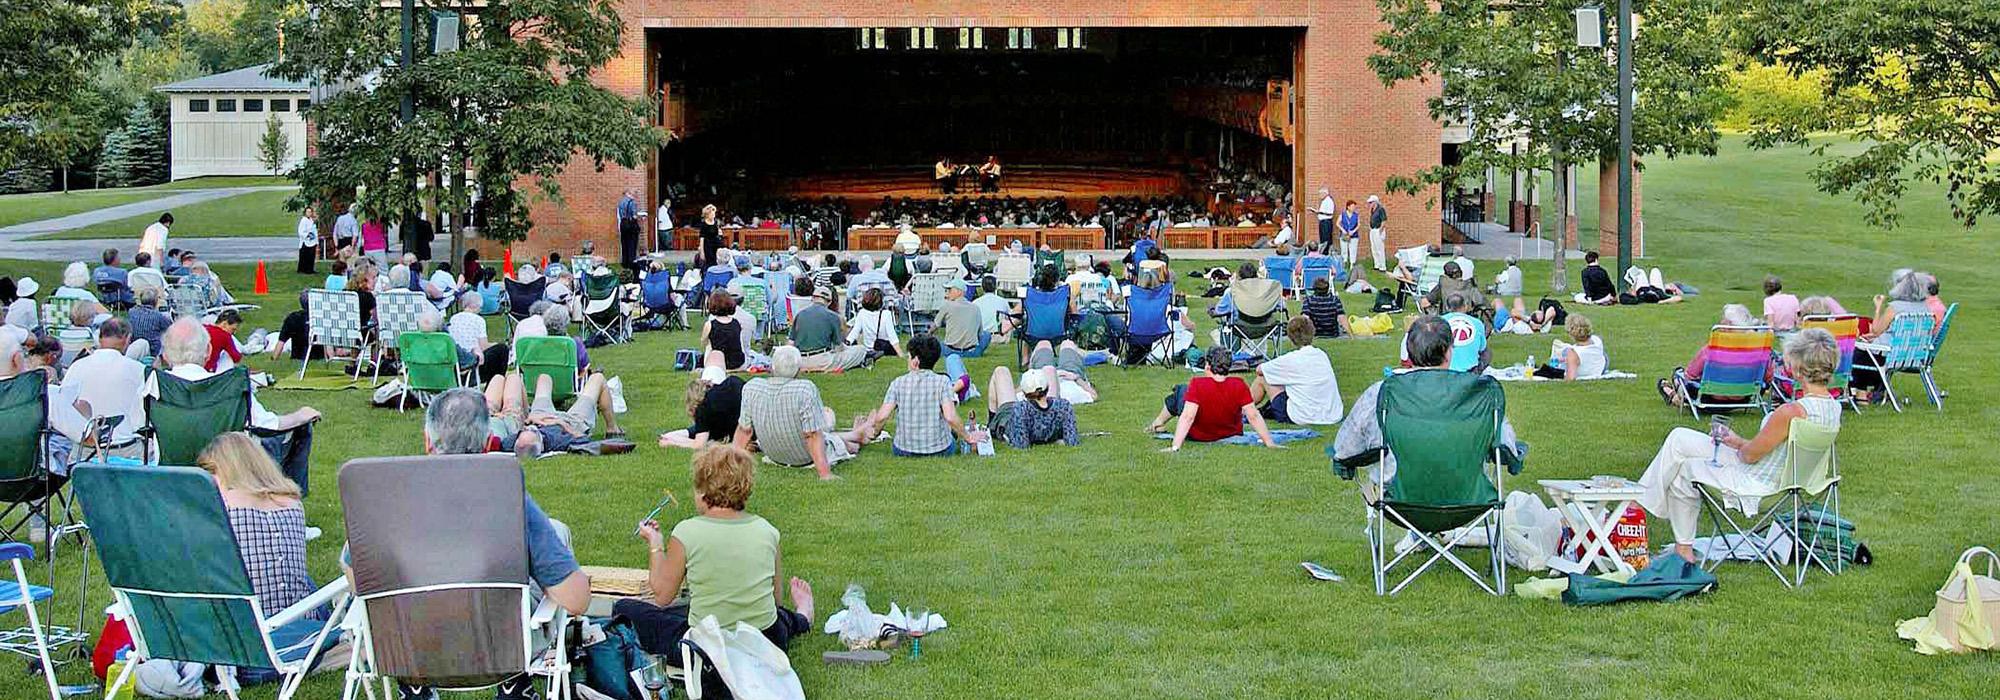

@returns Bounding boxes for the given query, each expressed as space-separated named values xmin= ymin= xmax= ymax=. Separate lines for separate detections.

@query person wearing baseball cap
xmin=983 ymin=358 xmax=1080 ymax=449
xmin=936 ymin=279 xmax=987 ymax=358
xmin=785 ymin=276 xmax=868 ymax=372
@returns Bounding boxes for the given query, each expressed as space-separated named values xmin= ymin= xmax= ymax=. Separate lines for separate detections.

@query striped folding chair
xmin=1855 ymin=311 xmax=1940 ymax=413
xmin=1780 ymin=314 xmax=1861 ymax=408
xmin=301 ymin=289 xmax=370 ymax=380
xmin=1677 ymin=325 xmax=1774 ymax=419
xmin=375 ymin=290 xmax=431 ymax=383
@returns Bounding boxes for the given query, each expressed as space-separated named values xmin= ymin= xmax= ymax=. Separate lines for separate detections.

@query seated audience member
xmin=1440 ymin=292 xmax=1489 ymax=372
xmin=846 ymin=287 xmax=901 ymax=358
xmin=94 ymin=249 xmax=132 ymax=307
xmin=185 ymin=260 xmax=236 ymax=307
xmin=1491 ymin=257 xmax=1523 ymax=297
xmin=1575 ymin=251 xmax=1616 ymax=305
xmin=734 ymin=346 xmax=873 ymax=480
xmin=935 ymin=280 xmax=988 ymax=357
xmin=475 ymin=268 xmax=505 ymax=315
xmin=660 ymin=360 xmax=744 ymax=450
xmin=1251 ymin=316 xmax=1344 ymax=426
xmin=128 ymin=253 xmax=168 ymax=293
xmin=1151 ymin=346 xmax=1281 ymax=450
xmin=1921 ymin=271 xmax=1945 ymax=324
xmin=1421 ymin=261 xmax=1490 ymax=318
xmin=270 ymin=291 xmax=319 ymax=363
xmin=1659 ymin=303 xmax=1765 ymax=405
xmin=197 ymin=432 xmax=335 ymax=684
xmin=203 ymin=309 xmax=246 ymax=372
xmin=983 ymin=363 xmax=1080 ymax=449
xmin=398 ymin=387 xmax=590 ymax=700
xmin=1532 ymin=313 xmax=1607 ymax=380
xmin=970 ymin=276 xmax=1017 ymax=340
xmin=1799 ymin=295 xmax=1845 ymax=320
xmin=870 ymin=335 xmax=985 ymax=457
xmin=128 ymin=286 xmax=172 ymax=359
xmin=54 ymin=262 xmax=98 ymax=303
xmin=1762 ymin=275 xmax=1801 ymax=330
xmin=482 ymin=369 xmax=626 ymax=458
xmin=1855 ymin=269 xmax=1933 ymax=398
xmin=1217 ymin=262 xmax=1282 ymax=321
xmin=445 ymin=291 xmax=492 ymax=374
xmin=788 ymin=282 xmax=869 ymax=373
xmin=1300 ymin=277 xmax=1349 ymax=338
xmin=324 ymin=259 xmax=349 ymax=292
xmin=155 ymin=320 xmax=321 ymax=498
xmin=616 ymin=444 xmax=816 ymax=656
xmin=845 ymin=255 xmax=894 ymax=302
xmin=57 ymin=318 xmax=147 ymax=455
xmin=1330 ymin=315 xmax=1526 ymax=500
xmin=536 ymin=304 xmax=595 ymax=373
xmin=4 ymin=276 xmax=39 ymax=330
xmin=1637 ymin=329 xmax=1843 ymax=562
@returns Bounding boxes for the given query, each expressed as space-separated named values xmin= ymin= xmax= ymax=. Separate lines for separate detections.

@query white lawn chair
xmin=374 ymin=290 xmax=430 ymax=384
xmin=300 ymin=289 xmax=371 ymax=380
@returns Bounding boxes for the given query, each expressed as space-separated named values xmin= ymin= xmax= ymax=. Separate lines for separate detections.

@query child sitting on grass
xmin=617 ymin=445 xmax=815 ymax=653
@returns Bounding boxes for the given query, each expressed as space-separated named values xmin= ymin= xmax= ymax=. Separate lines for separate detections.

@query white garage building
xmin=157 ymin=64 xmax=311 ymax=180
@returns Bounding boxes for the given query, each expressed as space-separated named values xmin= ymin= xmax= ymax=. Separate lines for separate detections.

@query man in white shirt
xmin=1251 ymin=315 xmax=1344 ymax=426
xmin=139 ymin=213 xmax=172 ymax=263
xmin=447 ymin=291 xmax=491 ymax=371
xmin=152 ymin=319 xmax=322 ymax=496
xmin=655 ymin=198 xmax=674 ymax=251
xmin=58 ymin=318 xmax=148 ymax=456
xmin=296 ymin=206 xmax=319 ymax=274
xmin=1451 ymin=246 xmax=1475 ymax=284
xmin=1315 ymin=187 xmax=1337 ymax=255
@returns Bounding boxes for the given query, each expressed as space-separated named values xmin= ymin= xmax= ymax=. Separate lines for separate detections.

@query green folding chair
xmin=1357 ymin=369 xmax=1514 ymax=596
xmin=1695 ymin=418 xmax=1843 ymax=588
xmin=75 ymin=464 xmax=350 ymax=700
xmin=515 ymin=336 xmax=580 ymax=406
xmin=143 ymin=367 xmax=253 ymax=468
xmin=397 ymin=332 xmax=471 ymax=412
xmin=0 ymin=373 xmax=90 ymax=680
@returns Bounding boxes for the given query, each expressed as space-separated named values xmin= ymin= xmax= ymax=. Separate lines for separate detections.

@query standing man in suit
xmin=617 ymin=188 xmax=644 ymax=272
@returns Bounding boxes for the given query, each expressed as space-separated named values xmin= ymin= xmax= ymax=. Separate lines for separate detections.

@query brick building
xmin=519 ymin=0 xmax=1442 ymax=260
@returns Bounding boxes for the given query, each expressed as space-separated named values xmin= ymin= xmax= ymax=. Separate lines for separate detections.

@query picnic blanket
xmin=1152 ymin=428 xmax=1320 ymax=445
xmin=1483 ymin=367 xmax=1638 ymax=382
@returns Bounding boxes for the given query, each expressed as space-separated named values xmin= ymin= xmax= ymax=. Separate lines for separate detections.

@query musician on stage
xmin=935 ymin=156 xmax=956 ymax=194
xmin=979 ymin=156 xmax=1002 ymax=193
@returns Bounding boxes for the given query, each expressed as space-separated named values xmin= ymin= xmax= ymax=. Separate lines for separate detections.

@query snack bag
xmin=1611 ymin=504 xmax=1651 ymax=571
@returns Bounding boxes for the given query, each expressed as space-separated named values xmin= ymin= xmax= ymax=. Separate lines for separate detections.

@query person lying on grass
xmin=660 ymin=354 xmax=742 ymax=451
xmin=1152 ymin=346 xmax=1281 ymax=450
xmin=617 ymin=444 xmax=817 ymax=656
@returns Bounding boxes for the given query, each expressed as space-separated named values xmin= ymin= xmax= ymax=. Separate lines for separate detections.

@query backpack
xmin=1073 ymin=311 xmax=1109 ymax=349
xmin=574 ymin=618 xmax=651 ymax=700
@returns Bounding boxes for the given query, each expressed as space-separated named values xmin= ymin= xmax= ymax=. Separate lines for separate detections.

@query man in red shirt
xmin=202 ymin=309 xmax=245 ymax=372
xmin=1150 ymin=346 xmax=1281 ymax=450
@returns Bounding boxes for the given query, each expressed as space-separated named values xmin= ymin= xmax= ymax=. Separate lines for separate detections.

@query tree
xmin=274 ymin=0 xmax=664 ymax=256
xmin=0 ymin=0 xmax=166 ymax=171
xmin=1369 ymin=0 xmax=1731 ymax=289
xmin=98 ymin=102 xmax=168 ymax=187
xmin=258 ymin=113 xmax=292 ymax=174
xmin=1737 ymin=0 xmax=2000 ymax=228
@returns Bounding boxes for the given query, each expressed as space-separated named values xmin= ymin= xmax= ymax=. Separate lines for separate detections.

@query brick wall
xmin=1595 ymin=160 xmax=1643 ymax=261
xmin=522 ymin=0 xmax=1441 ymax=258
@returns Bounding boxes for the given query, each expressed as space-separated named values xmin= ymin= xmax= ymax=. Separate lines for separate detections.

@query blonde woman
xmin=197 ymin=433 xmax=333 ymax=684
xmin=1532 ymin=314 xmax=1606 ymax=380
xmin=658 ymin=362 xmax=744 ymax=450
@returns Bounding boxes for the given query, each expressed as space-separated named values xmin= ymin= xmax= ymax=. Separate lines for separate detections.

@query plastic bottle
xmin=102 ymin=650 xmax=133 ymax=700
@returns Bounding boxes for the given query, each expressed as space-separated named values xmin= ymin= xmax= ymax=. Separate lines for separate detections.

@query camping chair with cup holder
xmin=582 ymin=267 xmax=633 ymax=345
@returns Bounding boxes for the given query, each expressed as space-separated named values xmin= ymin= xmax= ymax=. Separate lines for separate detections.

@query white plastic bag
xmin=1500 ymin=490 xmax=1563 ymax=572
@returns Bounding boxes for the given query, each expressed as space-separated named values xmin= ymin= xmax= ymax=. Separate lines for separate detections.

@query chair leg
xmin=12 ymin=559 xmax=62 ymax=700
xmin=1922 ymin=368 xmax=1944 ymax=411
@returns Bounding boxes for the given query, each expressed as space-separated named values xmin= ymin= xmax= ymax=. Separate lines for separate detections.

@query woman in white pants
xmin=1636 ymin=329 xmax=1843 ymax=562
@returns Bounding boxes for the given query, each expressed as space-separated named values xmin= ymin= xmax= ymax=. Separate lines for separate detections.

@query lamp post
xmin=1614 ymin=0 xmax=1634 ymax=292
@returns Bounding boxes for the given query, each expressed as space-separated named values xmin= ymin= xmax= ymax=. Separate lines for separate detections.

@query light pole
xmin=1614 ymin=0 xmax=1634 ymax=292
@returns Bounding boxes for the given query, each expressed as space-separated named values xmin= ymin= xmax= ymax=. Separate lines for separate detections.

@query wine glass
xmin=906 ymin=606 xmax=931 ymax=660
xmin=638 ymin=657 xmax=669 ymax=699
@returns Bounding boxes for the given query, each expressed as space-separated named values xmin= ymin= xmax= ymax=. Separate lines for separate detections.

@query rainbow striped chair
xmin=1677 ymin=325 xmax=1774 ymax=419
xmin=1775 ymin=314 xmax=1861 ymax=408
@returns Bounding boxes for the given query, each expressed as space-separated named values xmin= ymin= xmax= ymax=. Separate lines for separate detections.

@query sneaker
xmin=396 ymin=684 xmax=440 ymax=700
xmin=494 ymin=677 xmax=543 ymax=700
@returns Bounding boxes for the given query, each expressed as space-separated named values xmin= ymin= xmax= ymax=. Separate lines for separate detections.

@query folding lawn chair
xmin=1694 ymin=419 xmax=1843 ymax=588
xmin=993 ymin=254 xmax=1032 ymax=296
xmin=143 ymin=367 xmax=312 ymax=473
xmin=926 ymin=254 xmax=963 ymax=279
xmin=902 ymin=272 xmax=952 ymax=334
xmin=1854 ymin=311 xmax=1939 ymax=413
xmin=504 ymin=277 xmax=548 ymax=330
xmin=1034 ymin=249 xmax=1065 ymax=277
xmin=1678 ymin=325 xmax=1774 ymax=419
xmin=1264 ymin=255 xmax=1299 ymax=295
xmin=76 ymin=464 xmax=351 ymax=700
xmin=639 ymin=269 xmax=685 ymax=331
xmin=300 ymin=289 xmax=371 ymax=380
xmin=582 ymin=268 xmax=632 ymax=345
xmin=688 ymin=268 xmax=736 ymax=318
xmin=397 ymin=332 xmax=472 ymax=412
xmin=1016 ymin=286 xmax=1072 ymax=366
xmin=337 ymin=455 xmax=572 ymax=700
xmin=0 ymin=543 xmax=67 ymax=700
xmin=374 ymin=290 xmax=430 ymax=384
xmin=1416 ymin=255 xmax=1450 ymax=296
xmin=760 ymin=270 xmax=795 ymax=334
xmin=96 ymin=279 xmax=133 ymax=312
xmin=38 ymin=298 xmax=78 ymax=337
xmin=168 ymin=279 xmax=257 ymax=321
xmin=1116 ymin=282 xmax=1178 ymax=367
xmin=0 ymin=373 xmax=92 ymax=677
xmin=1779 ymin=314 xmax=1860 ymax=408
xmin=1299 ymin=257 xmax=1336 ymax=291
xmin=735 ymin=279 xmax=770 ymax=339
xmin=1224 ymin=308 xmax=1287 ymax=358
xmin=1349 ymin=369 xmax=1513 ymax=596
xmin=515 ymin=336 xmax=581 ymax=406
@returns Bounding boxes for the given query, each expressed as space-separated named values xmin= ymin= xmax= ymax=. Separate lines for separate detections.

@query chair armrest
xmin=265 ymin=577 xmax=351 ymax=630
xmin=530 ymin=594 xmax=563 ymax=627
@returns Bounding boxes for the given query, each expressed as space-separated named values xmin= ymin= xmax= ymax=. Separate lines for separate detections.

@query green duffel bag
xmin=1563 ymin=553 xmax=1718 ymax=606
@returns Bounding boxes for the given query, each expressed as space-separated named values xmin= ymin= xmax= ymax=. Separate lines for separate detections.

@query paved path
xmin=0 ymin=185 xmax=299 ymax=262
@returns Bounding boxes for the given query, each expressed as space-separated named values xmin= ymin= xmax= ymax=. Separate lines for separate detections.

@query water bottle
xmin=1526 ymin=354 xmax=1536 ymax=371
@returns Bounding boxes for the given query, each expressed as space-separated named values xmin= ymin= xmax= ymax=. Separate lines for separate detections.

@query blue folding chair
xmin=1118 ymin=282 xmax=1178 ymax=367
xmin=0 ymin=543 xmax=68 ymax=700
xmin=1264 ymin=256 xmax=1300 ymax=295
xmin=1300 ymin=257 xmax=1336 ymax=290
xmin=1016 ymin=286 xmax=1072 ymax=366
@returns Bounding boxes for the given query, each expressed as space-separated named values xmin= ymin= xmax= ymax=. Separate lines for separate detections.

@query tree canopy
xmin=274 ymin=0 xmax=663 ymax=245
xmin=0 ymin=0 xmax=167 ymax=171
xmin=1736 ymin=0 xmax=2000 ymax=228
xmin=1368 ymin=0 xmax=1732 ymax=197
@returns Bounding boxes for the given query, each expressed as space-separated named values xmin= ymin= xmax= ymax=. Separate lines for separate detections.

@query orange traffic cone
xmin=503 ymin=248 xmax=514 ymax=279
xmin=253 ymin=260 xmax=269 ymax=295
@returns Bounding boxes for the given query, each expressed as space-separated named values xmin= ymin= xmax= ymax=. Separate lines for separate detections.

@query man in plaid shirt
xmin=734 ymin=346 xmax=878 ymax=480
xmin=868 ymin=335 xmax=987 ymax=457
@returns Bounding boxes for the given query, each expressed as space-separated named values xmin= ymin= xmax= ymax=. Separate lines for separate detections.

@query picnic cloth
xmin=1483 ymin=367 xmax=1638 ymax=382
xmin=1152 ymin=428 xmax=1320 ymax=445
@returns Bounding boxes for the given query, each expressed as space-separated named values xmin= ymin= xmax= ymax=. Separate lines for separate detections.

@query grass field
xmin=24 ymin=189 xmax=299 ymax=241
xmin=1 ymin=135 xmax=1997 ymax=698
xmin=0 ymin=176 xmax=291 ymax=229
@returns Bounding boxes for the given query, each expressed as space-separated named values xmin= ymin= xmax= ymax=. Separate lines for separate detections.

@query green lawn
xmin=0 ymin=176 xmax=291 ymax=229
xmin=25 ymin=189 xmax=298 ymax=241
xmin=4 ymin=135 xmax=1999 ymax=698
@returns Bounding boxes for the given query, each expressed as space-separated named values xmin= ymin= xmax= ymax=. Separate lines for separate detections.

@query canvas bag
xmin=1914 ymin=547 xmax=2000 ymax=652
xmin=686 ymin=615 xmax=806 ymax=700
xmin=1562 ymin=553 xmax=1717 ymax=606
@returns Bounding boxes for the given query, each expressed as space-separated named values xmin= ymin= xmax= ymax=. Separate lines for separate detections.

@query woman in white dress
xmin=1637 ymin=328 xmax=1844 ymax=562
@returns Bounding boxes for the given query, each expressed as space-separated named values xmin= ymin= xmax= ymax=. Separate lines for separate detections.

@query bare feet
xmin=1675 ymin=543 xmax=1696 ymax=562
xmin=790 ymin=576 xmax=815 ymax=622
